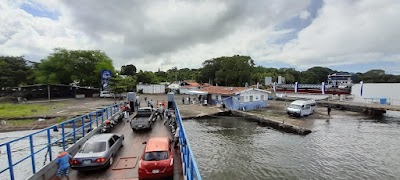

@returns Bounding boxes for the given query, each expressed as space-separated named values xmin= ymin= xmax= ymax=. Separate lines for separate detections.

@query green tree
xmin=0 ymin=56 xmax=33 ymax=88
xmin=199 ymin=55 xmax=254 ymax=86
xmin=137 ymin=70 xmax=159 ymax=84
xmin=109 ymin=76 xmax=127 ymax=101
xmin=34 ymin=48 xmax=115 ymax=87
xmin=124 ymin=76 xmax=137 ymax=91
xmin=121 ymin=64 xmax=137 ymax=76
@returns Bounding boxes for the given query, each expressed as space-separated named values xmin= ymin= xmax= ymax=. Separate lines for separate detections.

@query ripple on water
xmin=184 ymin=114 xmax=400 ymax=180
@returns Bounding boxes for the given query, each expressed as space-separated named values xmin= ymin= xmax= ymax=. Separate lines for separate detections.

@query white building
xmin=136 ymin=84 xmax=166 ymax=94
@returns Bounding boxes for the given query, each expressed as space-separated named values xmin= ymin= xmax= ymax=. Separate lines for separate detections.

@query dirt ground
xmin=0 ymin=94 xmax=215 ymax=132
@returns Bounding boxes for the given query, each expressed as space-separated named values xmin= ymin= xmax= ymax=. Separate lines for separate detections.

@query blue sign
xmin=101 ymin=70 xmax=112 ymax=91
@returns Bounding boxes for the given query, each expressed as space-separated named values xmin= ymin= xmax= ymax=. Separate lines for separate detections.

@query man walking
xmin=55 ymin=151 xmax=72 ymax=180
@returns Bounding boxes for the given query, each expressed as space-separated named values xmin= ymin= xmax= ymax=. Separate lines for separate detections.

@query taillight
xmin=71 ymin=159 xmax=80 ymax=165
xmin=95 ymin=157 xmax=106 ymax=163
xmin=105 ymin=120 xmax=111 ymax=124
xmin=170 ymin=158 xmax=173 ymax=166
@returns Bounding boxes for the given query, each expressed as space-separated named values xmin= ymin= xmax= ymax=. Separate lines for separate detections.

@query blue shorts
xmin=57 ymin=168 xmax=69 ymax=177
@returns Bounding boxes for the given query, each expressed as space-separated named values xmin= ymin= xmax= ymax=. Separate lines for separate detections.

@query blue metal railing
xmin=0 ymin=102 xmax=123 ymax=180
xmin=174 ymin=102 xmax=202 ymax=180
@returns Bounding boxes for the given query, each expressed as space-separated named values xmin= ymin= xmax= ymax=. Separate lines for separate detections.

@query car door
xmin=108 ymin=138 xmax=116 ymax=156
xmin=112 ymin=135 xmax=122 ymax=149
xmin=304 ymin=106 xmax=311 ymax=115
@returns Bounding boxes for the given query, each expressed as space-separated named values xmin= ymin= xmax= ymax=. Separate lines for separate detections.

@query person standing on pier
xmin=327 ymin=106 xmax=332 ymax=116
xmin=55 ymin=151 xmax=72 ymax=180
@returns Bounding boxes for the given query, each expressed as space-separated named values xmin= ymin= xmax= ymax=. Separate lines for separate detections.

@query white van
xmin=286 ymin=99 xmax=316 ymax=117
xmin=100 ymin=91 xmax=114 ymax=98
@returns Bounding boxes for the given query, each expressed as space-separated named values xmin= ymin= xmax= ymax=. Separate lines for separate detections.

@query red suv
xmin=138 ymin=137 xmax=174 ymax=179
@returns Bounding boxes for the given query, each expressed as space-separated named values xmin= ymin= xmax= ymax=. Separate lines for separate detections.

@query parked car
xmin=70 ymin=133 xmax=124 ymax=171
xmin=286 ymin=99 xmax=316 ymax=117
xmin=100 ymin=91 xmax=114 ymax=98
xmin=131 ymin=107 xmax=154 ymax=131
xmin=138 ymin=137 xmax=174 ymax=179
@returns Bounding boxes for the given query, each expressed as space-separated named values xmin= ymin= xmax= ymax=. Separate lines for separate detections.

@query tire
xmin=108 ymin=157 xmax=114 ymax=167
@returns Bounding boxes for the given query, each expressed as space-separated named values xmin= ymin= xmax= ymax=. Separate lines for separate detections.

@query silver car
xmin=70 ymin=133 xmax=124 ymax=171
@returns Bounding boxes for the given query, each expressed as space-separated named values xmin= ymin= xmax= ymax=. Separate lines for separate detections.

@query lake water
xmin=183 ymin=83 xmax=400 ymax=180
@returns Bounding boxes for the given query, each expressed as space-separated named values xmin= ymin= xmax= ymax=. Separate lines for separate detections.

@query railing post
xmin=89 ymin=114 xmax=93 ymax=130
xmin=72 ymin=119 xmax=76 ymax=143
xmin=61 ymin=124 xmax=65 ymax=151
xmin=47 ymin=129 xmax=53 ymax=161
xmin=96 ymin=111 xmax=99 ymax=127
xmin=29 ymin=135 xmax=36 ymax=174
xmin=106 ymin=107 xmax=109 ymax=119
xmin=102 ymin=110 xmax=104 ymax=123
xmin=6 ymin=143 xmax=15 ymax=180
xmin=81 ymin=116 xmax=85 ymax=137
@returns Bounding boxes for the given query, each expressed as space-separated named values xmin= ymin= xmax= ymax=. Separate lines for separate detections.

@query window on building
xmin=261 ymin=95 xmax=265 ymax=101
xmin=240 ymin=96 xmax=244 ymax=102
xmin=249 ymin=95 xmax=253 ymax=102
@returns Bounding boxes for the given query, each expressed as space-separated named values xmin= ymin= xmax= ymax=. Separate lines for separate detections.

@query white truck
xmin=286 ymin=99 xmax=316 ymax=117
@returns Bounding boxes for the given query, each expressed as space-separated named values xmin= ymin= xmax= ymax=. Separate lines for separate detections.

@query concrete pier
xmin=231 ymin=110 xmax=312 ymax=135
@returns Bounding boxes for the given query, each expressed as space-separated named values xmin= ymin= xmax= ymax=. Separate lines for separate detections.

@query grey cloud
xmin=59 ymin=0 xmax=309 ymax=58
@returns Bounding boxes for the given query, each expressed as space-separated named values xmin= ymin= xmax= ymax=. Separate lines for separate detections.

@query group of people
xmin=54 ymin=97 xmax=180 ymax=180
xmin=181 ymin=96 xmax=191 ymax=104
xmin=145 ymin=97 xmax=167 ymax=109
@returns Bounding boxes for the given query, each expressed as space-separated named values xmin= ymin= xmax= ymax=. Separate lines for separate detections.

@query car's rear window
xmin=144 ymin=151 xmax=169 ymax=161
xmin=138 ymin=109 xmax=151 ymax=112
xmin=81 ymin=142 xmax=106 ymax=153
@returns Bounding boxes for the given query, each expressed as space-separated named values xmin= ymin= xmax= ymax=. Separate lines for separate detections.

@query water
xmin=0 ymin=128 xmax=82 ymax=180
xmin=184 ymin=115 xmax=400 ymax=180
xmin=183 ymin=83 xmax=400 ymax=180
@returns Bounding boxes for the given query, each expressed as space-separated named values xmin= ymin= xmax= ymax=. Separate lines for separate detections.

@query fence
xmin=174 ymin=102 xmax=202 ymax=180
xmin=0 ymin=102 xmax=123 ymax=180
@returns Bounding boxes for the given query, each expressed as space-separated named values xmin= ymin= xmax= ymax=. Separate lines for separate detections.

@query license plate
xmin=152 ymin=169 xmax=159 ymax=174
xmin=138 ymin=125 xmax=143 ymax=127
xmin=84 ymin=160 xmax=91 ymax=164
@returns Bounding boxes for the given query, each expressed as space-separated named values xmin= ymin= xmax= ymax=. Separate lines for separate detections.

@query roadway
xmin=50 ymin=114 xmax=183 ymax=180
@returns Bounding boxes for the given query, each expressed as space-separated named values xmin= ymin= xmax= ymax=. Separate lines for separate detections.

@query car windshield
xmin=144 ymin=151 xmax=169 ymax=161
xmin=289 ymin=104 xmax=302 ymax=109
xmin=81 ymin=142 xmax=106 ymax=153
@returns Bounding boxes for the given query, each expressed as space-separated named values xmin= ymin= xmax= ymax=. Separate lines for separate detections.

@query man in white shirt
xmin=174 ymin=126 xmax=180 ymax=148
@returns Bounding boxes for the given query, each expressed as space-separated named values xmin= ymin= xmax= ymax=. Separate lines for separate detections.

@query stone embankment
xmin=230 ymin=110 xmax=312 ymax=135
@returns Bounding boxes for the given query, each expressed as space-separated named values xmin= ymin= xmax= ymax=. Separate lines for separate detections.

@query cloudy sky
xmin=1 ymin=0 xmax=400 ymax=74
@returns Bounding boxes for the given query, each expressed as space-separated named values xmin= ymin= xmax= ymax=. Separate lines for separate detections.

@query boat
xmin=275 ymin=73 xmax=353 ymax=95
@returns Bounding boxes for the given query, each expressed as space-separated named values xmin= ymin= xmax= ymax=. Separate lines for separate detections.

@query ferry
xmin=275 ymin=73 xmax=353 ymax=95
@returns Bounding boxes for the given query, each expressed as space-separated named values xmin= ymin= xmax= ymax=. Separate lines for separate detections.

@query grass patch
xmin=54 ymin=117 xmax=67 ymax=124
xmin=0 ymin=103 xmax=60 ymax=118
xmin=6 ymin=119 xmax=36 ymax=126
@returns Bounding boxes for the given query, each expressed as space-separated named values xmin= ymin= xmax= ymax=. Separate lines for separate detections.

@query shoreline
xmin=0 ymin=99 xmax=371 ymax=134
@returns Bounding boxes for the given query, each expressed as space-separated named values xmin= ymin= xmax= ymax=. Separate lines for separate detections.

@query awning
xmin=187 ymin=90 xmax=208 ymax=95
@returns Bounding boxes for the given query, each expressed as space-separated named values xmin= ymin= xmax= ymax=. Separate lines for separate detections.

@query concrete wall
xmin=239 ymin=90 xmax=269 ymax=102
xmin=223 ymin=95 xmax=268 ymax=111
xmin=137 ymin=84 xmax=165 ymax=94
xmin=28 ymin=127 xmax=102 ymax=180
